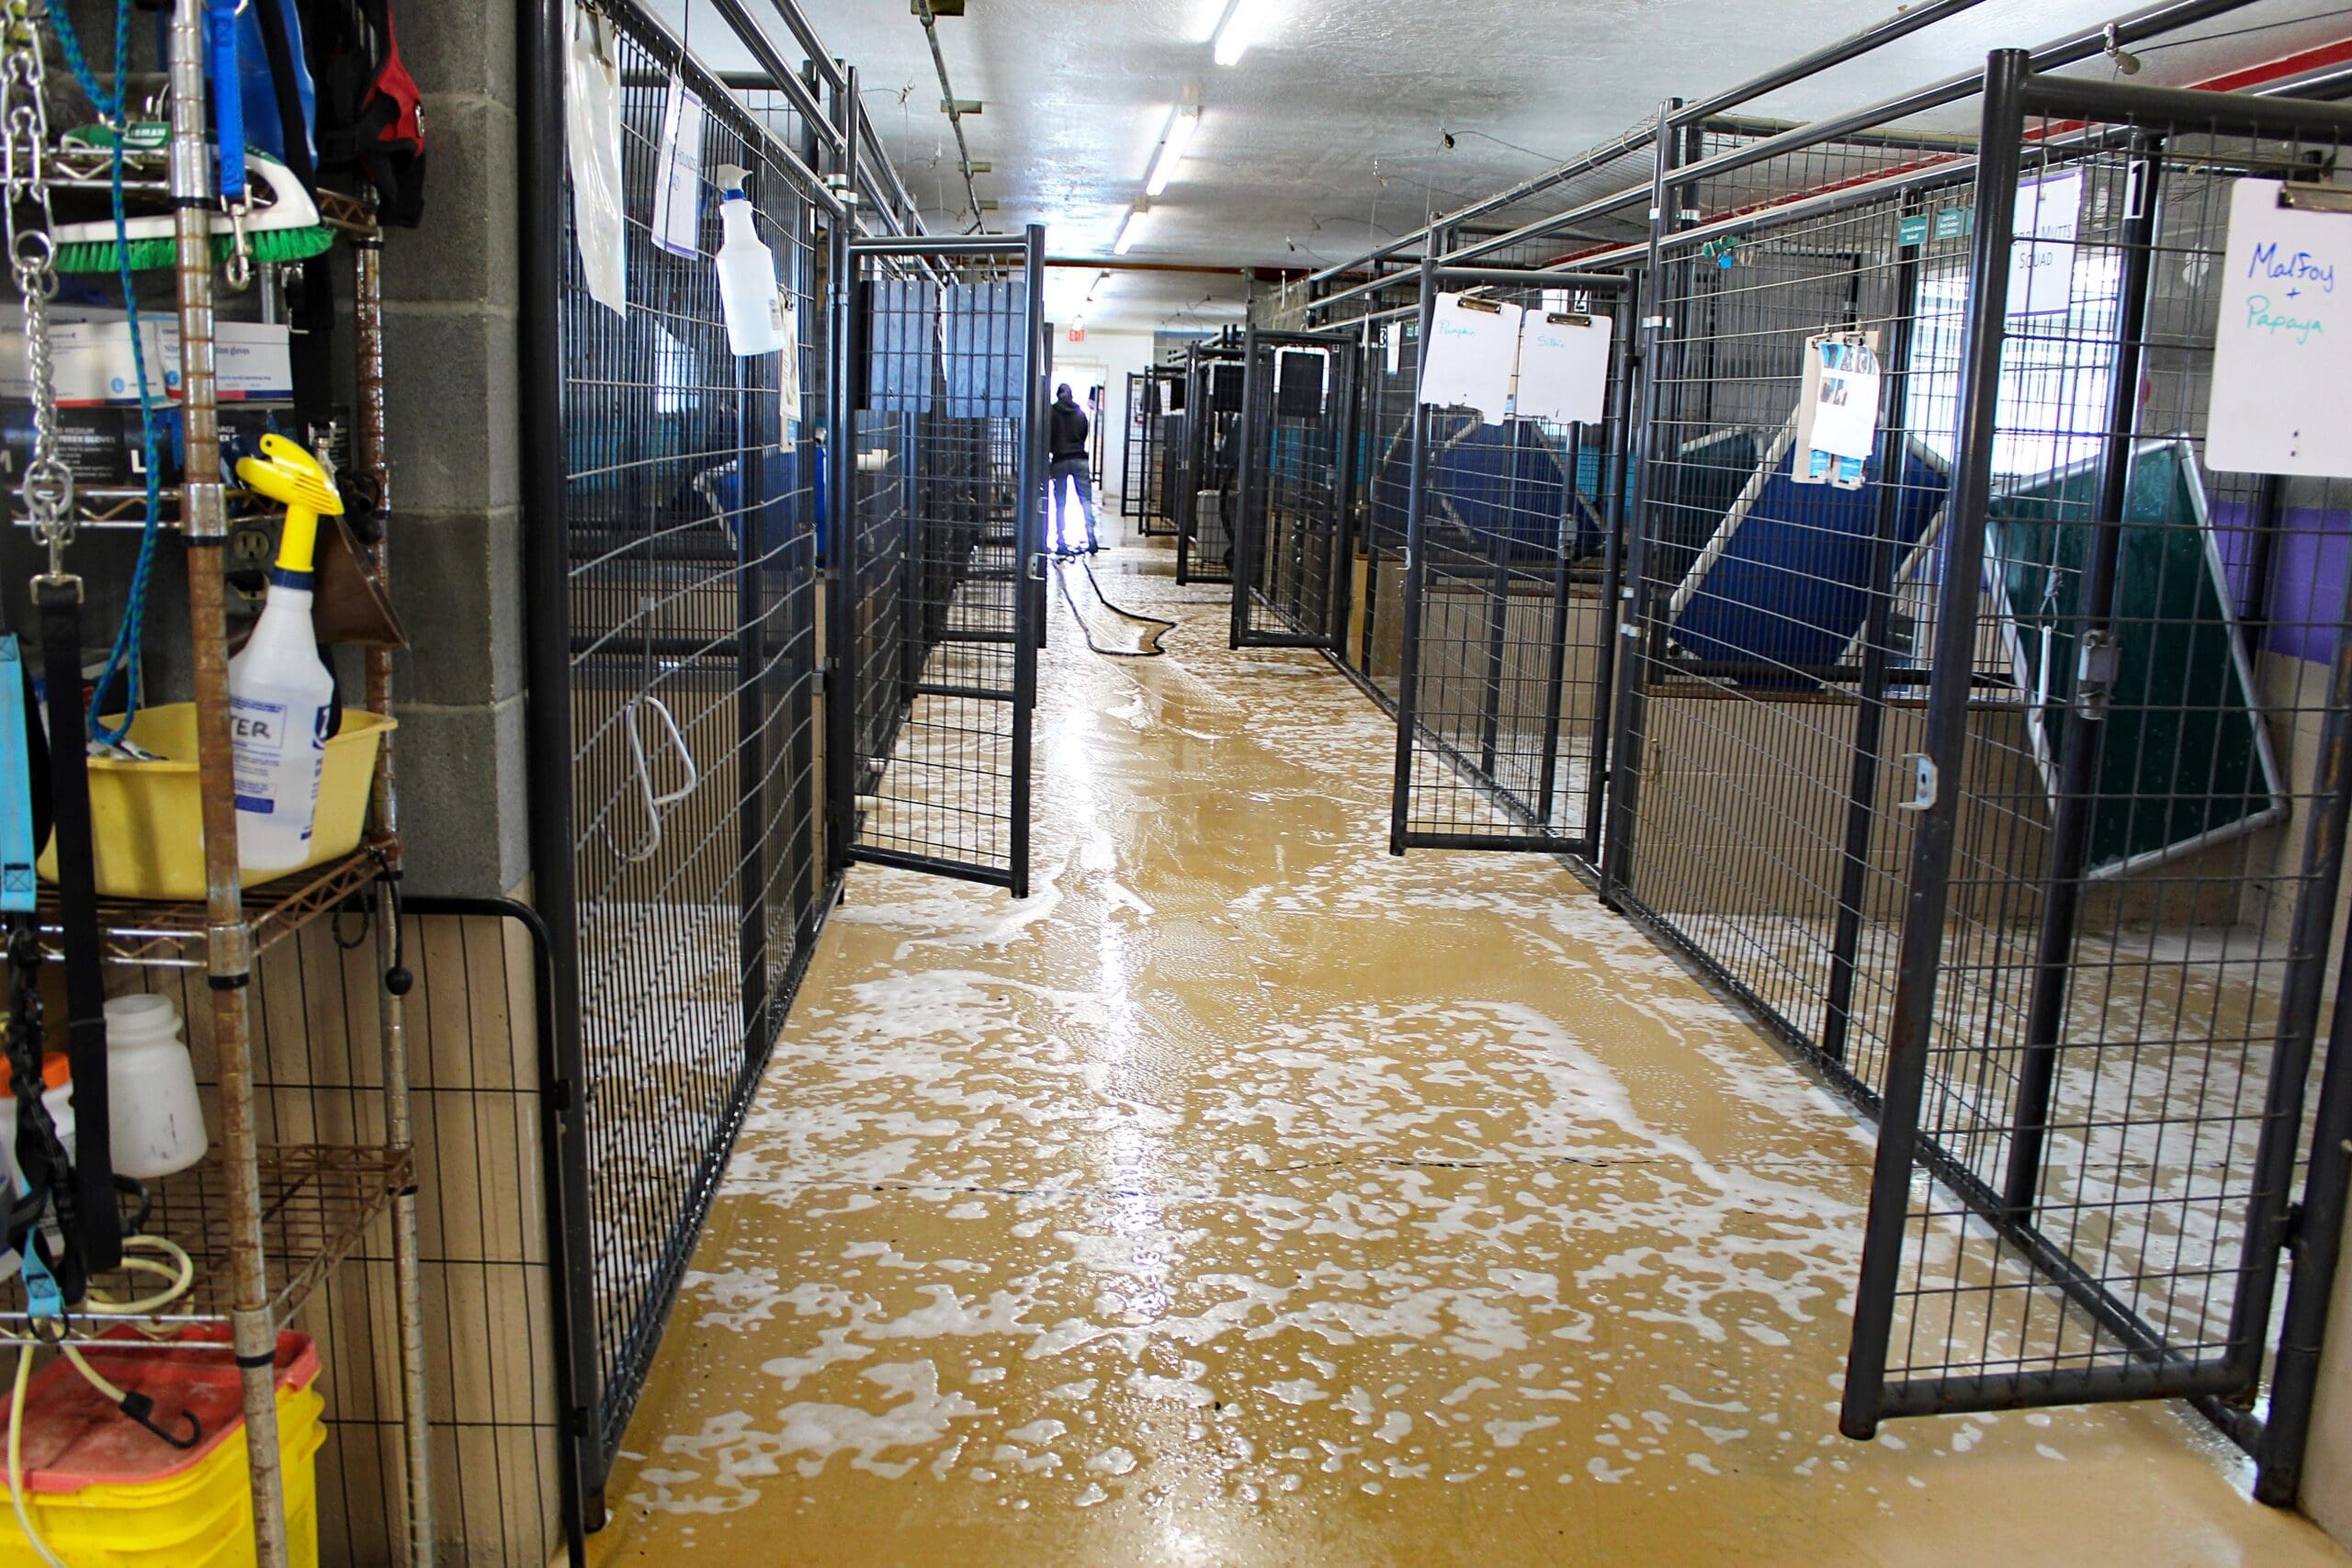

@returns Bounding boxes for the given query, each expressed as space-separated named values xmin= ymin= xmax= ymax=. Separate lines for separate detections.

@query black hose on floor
xmin=1054 ymin=555 xmax=1176 ymax=658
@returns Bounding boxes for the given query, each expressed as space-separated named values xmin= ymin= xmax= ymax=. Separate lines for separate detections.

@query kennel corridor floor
xmin=582 ymin=548 xmax=2343 ymax=1568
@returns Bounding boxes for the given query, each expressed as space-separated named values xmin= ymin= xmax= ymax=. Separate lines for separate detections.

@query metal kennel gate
xmin=1386 ymin=263 xmax=1635 ymax=855
xmin=521 ymin=0 xmax=834 ymax=1529
xmin=826 ymin=228 xmax=1046 ymax=897
xmin=1176 ymin=338 xmax=1246 ymax=585
xmin=1229 ymin=326 xmax=1360 ymax=649
xmin=1838 ymin=55 xmax=2352 ymax=1442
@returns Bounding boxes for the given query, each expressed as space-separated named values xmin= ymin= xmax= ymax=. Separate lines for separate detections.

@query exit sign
xmin=1067 ymin=323 xmax=1086 ymax=344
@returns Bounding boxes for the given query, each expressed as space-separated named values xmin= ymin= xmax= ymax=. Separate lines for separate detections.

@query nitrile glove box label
xmin=0 ymin=319 xmax=292 ymax=406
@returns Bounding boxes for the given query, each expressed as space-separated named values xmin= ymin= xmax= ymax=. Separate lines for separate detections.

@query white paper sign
xmin=1419 ymin=293 xmax=1521 ymax=421
xmin=2009 ymin=169 xmax=2082 ymax=318
xmin=1511 ymin=310 xmax=1613 ymax=425
xmin=1385 ymin=322 xmax=1402 ymax=376
xmin=2209 ymin=178 xmax=2350 ymax=478
xmin=651 ymin=80 xmax=707 ymax=259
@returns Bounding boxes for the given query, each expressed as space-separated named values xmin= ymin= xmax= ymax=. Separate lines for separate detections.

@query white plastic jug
xmin=103 ymin=994 xmax=209 ymax=1179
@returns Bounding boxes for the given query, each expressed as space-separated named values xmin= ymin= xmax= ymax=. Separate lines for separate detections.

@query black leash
xmin=33 ymin=576 xmax=121 ymax=1277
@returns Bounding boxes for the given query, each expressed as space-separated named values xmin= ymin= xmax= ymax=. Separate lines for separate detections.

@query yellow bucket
xmin=0 ymin=1331 xmax=326 ymax=1568
xmin=37 ymin=703 xmax=394 ymax=901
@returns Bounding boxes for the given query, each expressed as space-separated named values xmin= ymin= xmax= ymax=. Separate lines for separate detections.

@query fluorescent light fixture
xmin=1213 ymin=0 xmax=1265 ymax=66
xmin=1114 ymin=205 xmax=1150 ymax=255
xmin=1146 ymin=106 xmax=1199 ymax=197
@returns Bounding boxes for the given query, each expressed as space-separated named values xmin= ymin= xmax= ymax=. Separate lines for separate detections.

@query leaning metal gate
xmin=828 ymin=229 xmax=1046 ymax=897
xmin=1387 ymin=264 xmax=1636 ymax=857
xmin=1229 ymin=325 xmax=1360 ymax=649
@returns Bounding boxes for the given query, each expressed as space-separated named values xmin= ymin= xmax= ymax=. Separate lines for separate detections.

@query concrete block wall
xmin=382 ymin=0 xmax=531 ymax=900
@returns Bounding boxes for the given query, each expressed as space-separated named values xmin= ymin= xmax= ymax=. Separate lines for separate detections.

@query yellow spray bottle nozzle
xmin=233 ymin=433 xmax=343 ymax=577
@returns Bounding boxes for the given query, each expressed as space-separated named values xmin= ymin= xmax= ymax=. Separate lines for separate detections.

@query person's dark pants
xmin=1049 ymin=457 xmax=1099 ymax=553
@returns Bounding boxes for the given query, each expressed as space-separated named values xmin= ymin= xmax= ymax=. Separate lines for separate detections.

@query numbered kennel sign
xmin=2208 ymin=179 xmax=2352 ymax=479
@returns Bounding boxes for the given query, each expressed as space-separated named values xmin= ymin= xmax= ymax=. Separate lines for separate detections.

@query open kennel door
xmin=1387 ymin=262 xmax=1636 ymax=856
xmin=828 ymin=228 xmax=1046 ymax=897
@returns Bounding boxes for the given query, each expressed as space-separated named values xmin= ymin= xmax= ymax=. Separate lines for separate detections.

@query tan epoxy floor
xmin=584 ymin=547 xmax=2346 ymax=1568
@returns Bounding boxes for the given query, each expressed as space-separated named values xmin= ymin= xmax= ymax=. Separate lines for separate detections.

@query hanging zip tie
xmin=49 ymin=0 xmax=165 ymax=749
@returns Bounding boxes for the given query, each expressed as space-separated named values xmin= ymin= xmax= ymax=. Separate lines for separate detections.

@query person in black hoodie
xmin=1047 ymin=383 xmax=1100 ymax=555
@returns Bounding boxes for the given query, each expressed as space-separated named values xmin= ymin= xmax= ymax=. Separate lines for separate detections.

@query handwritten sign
xmin=1512 ymin=310 xmax=1612 ymax=425
xmin=2009 ymin=170 xmax=2081 ymax=318
xmin=2209 ymin=179 xmax=2349 ymax=478
xmin=1419 ymin=293 xmax=1521 ymax=422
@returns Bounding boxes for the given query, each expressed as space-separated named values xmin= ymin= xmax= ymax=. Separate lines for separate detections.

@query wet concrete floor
xmin=584 ymin=550 xmax=2346 ymax=1567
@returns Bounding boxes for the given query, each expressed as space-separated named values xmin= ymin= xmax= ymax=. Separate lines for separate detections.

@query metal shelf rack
xmin=1 ymin=4 xmax=435 ymax=1563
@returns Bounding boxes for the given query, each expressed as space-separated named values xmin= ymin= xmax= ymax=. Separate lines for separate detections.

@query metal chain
xmin=2 ymin=3 xmax=72 ymax=579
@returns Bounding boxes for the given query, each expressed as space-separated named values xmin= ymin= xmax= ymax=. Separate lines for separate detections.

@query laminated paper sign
xmin=1793 ymin=330 xmax=1881 ymax=488
xmin=1511 ymin=310 xmax=1613 ymax=426
xmin=2207 ymin=178 xmax=2349 ymax=479
xmin=651 ymin=79 xmax=707 ymax=259
xmin=2009 ymin=169 xmax=2082 ymax=318
xmin=1419 ymin=293 xmax=1521 ymax=422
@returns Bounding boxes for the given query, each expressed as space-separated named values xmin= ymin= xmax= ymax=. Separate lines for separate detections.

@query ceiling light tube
xmin=1114 ymin=205 xmax=1151 ymax=256
xmin=1146 ymin=106 xmax=1200 ymax=197
xmin=1212 ymin=0 xmax=1264 ymax=67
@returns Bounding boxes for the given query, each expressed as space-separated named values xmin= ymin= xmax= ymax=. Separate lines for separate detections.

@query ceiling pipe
xmin=1436 ymin=0 xmax=2291 ymax=273
xmin=912 ymin=0 xmax=989 ymax=231
xmin=1300 ymin=0 xmax=1997 ymax=292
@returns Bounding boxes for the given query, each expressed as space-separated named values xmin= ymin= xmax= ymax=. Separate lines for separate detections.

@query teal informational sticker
xmin=1935 ymin=207 xmax=1974 ymax=241
xmin=1898 ymin=214 xmax=1929 ymax=248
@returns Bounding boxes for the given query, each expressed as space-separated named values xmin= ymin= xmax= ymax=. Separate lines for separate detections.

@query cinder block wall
xmin=383 ymin=0 xmax=531 ymax=901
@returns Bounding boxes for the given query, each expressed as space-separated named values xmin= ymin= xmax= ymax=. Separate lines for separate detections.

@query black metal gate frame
xmin=1386 ymin=262 xmax=1636 ymax=858
xmin=826 ymin=227 xmax=1045 ymax=898
xmin=1136 ymin=364 xmax=1183 ymax=537
xmin=520 ymin=0 xmax=951 ymax=1543
xmin=1228 ymin=325 xmax=1362 ymax=650
xmin=1838 ymin=57 xmax=2352 ymax=1441
xmin=1175 ymin=335 xmax=1245 ymax=586
xmin=1119 ymin=370 xmax=1146 ymax=518
xmin=1315 ymin=293 xmax=1424 ymax=716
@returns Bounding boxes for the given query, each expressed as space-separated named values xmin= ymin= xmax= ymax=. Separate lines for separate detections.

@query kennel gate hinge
xmin=1898 ymin=753 xmax=1938 ymax=812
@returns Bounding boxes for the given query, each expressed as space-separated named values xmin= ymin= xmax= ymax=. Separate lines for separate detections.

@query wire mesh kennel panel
xmin=1838 ymin=60 xmax=2352 ymax=1435
xmin=1119 ymin=371 xmax=1147 ymax=519
xmin=1176 ymin=343 xmax=1245 ymax=585
xmin=1229 ymin=327 xmax=1357 ymax=649
xmin=1351 ymin=303 xmax=1424 ymax=706
xmin=1138 ymin=366 xmax=1182 ymax=536
xmin=538 ymin=0 xmax=831 ymax=1516
xmin=1386 ymin=271 xmax=1632 ymax=856
xmin=1601 ymin=116 xmax=1989 ymax=1103
xmin=834 ymin=235 xmax=1043 ymax=896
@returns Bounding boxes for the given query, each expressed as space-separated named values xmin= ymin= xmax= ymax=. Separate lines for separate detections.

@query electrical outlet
xmin=226 ymin=519 xmax=275 ymax=606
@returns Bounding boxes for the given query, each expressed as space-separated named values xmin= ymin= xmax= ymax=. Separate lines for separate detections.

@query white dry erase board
xmin=651 ymin=79 xmax=707 ymax=259
xmin=2208 ymin=179 xmax=2349 ymax=479
xmin=1512 ymin=310 xmax=1613 ymax=425
xmin=2009 ymin=169 xmax=2082 ymax=318
xmin=1419 ymin=293 xmax=1522 ymax=421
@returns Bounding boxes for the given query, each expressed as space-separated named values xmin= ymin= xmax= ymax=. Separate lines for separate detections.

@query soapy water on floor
xmin=589 ymin=558 xmax=2346 ymax=1565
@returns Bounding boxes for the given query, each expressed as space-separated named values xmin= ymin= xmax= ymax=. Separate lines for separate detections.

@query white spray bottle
xmin=713 ymin=164 xmax=787 ymax=356
xmin=227 ymin=434 xmax=344 ymax=874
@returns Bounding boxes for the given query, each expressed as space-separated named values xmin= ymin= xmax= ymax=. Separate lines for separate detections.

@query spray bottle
xmin=227 ymin=434 xmax=344 ymax=874
xmin=714 ymin=164 xmax=787 ymax=356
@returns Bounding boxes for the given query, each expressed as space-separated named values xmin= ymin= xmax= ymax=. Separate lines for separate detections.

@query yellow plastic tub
xmin=0 ymin=1329 xmax=325 ymax=1568
xmin=37 ymin=703 xmax=394 ymax=900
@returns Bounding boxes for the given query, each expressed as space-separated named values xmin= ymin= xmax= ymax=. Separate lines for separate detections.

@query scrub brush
xmin=50 ymin=125 xmax=336 ymax=274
